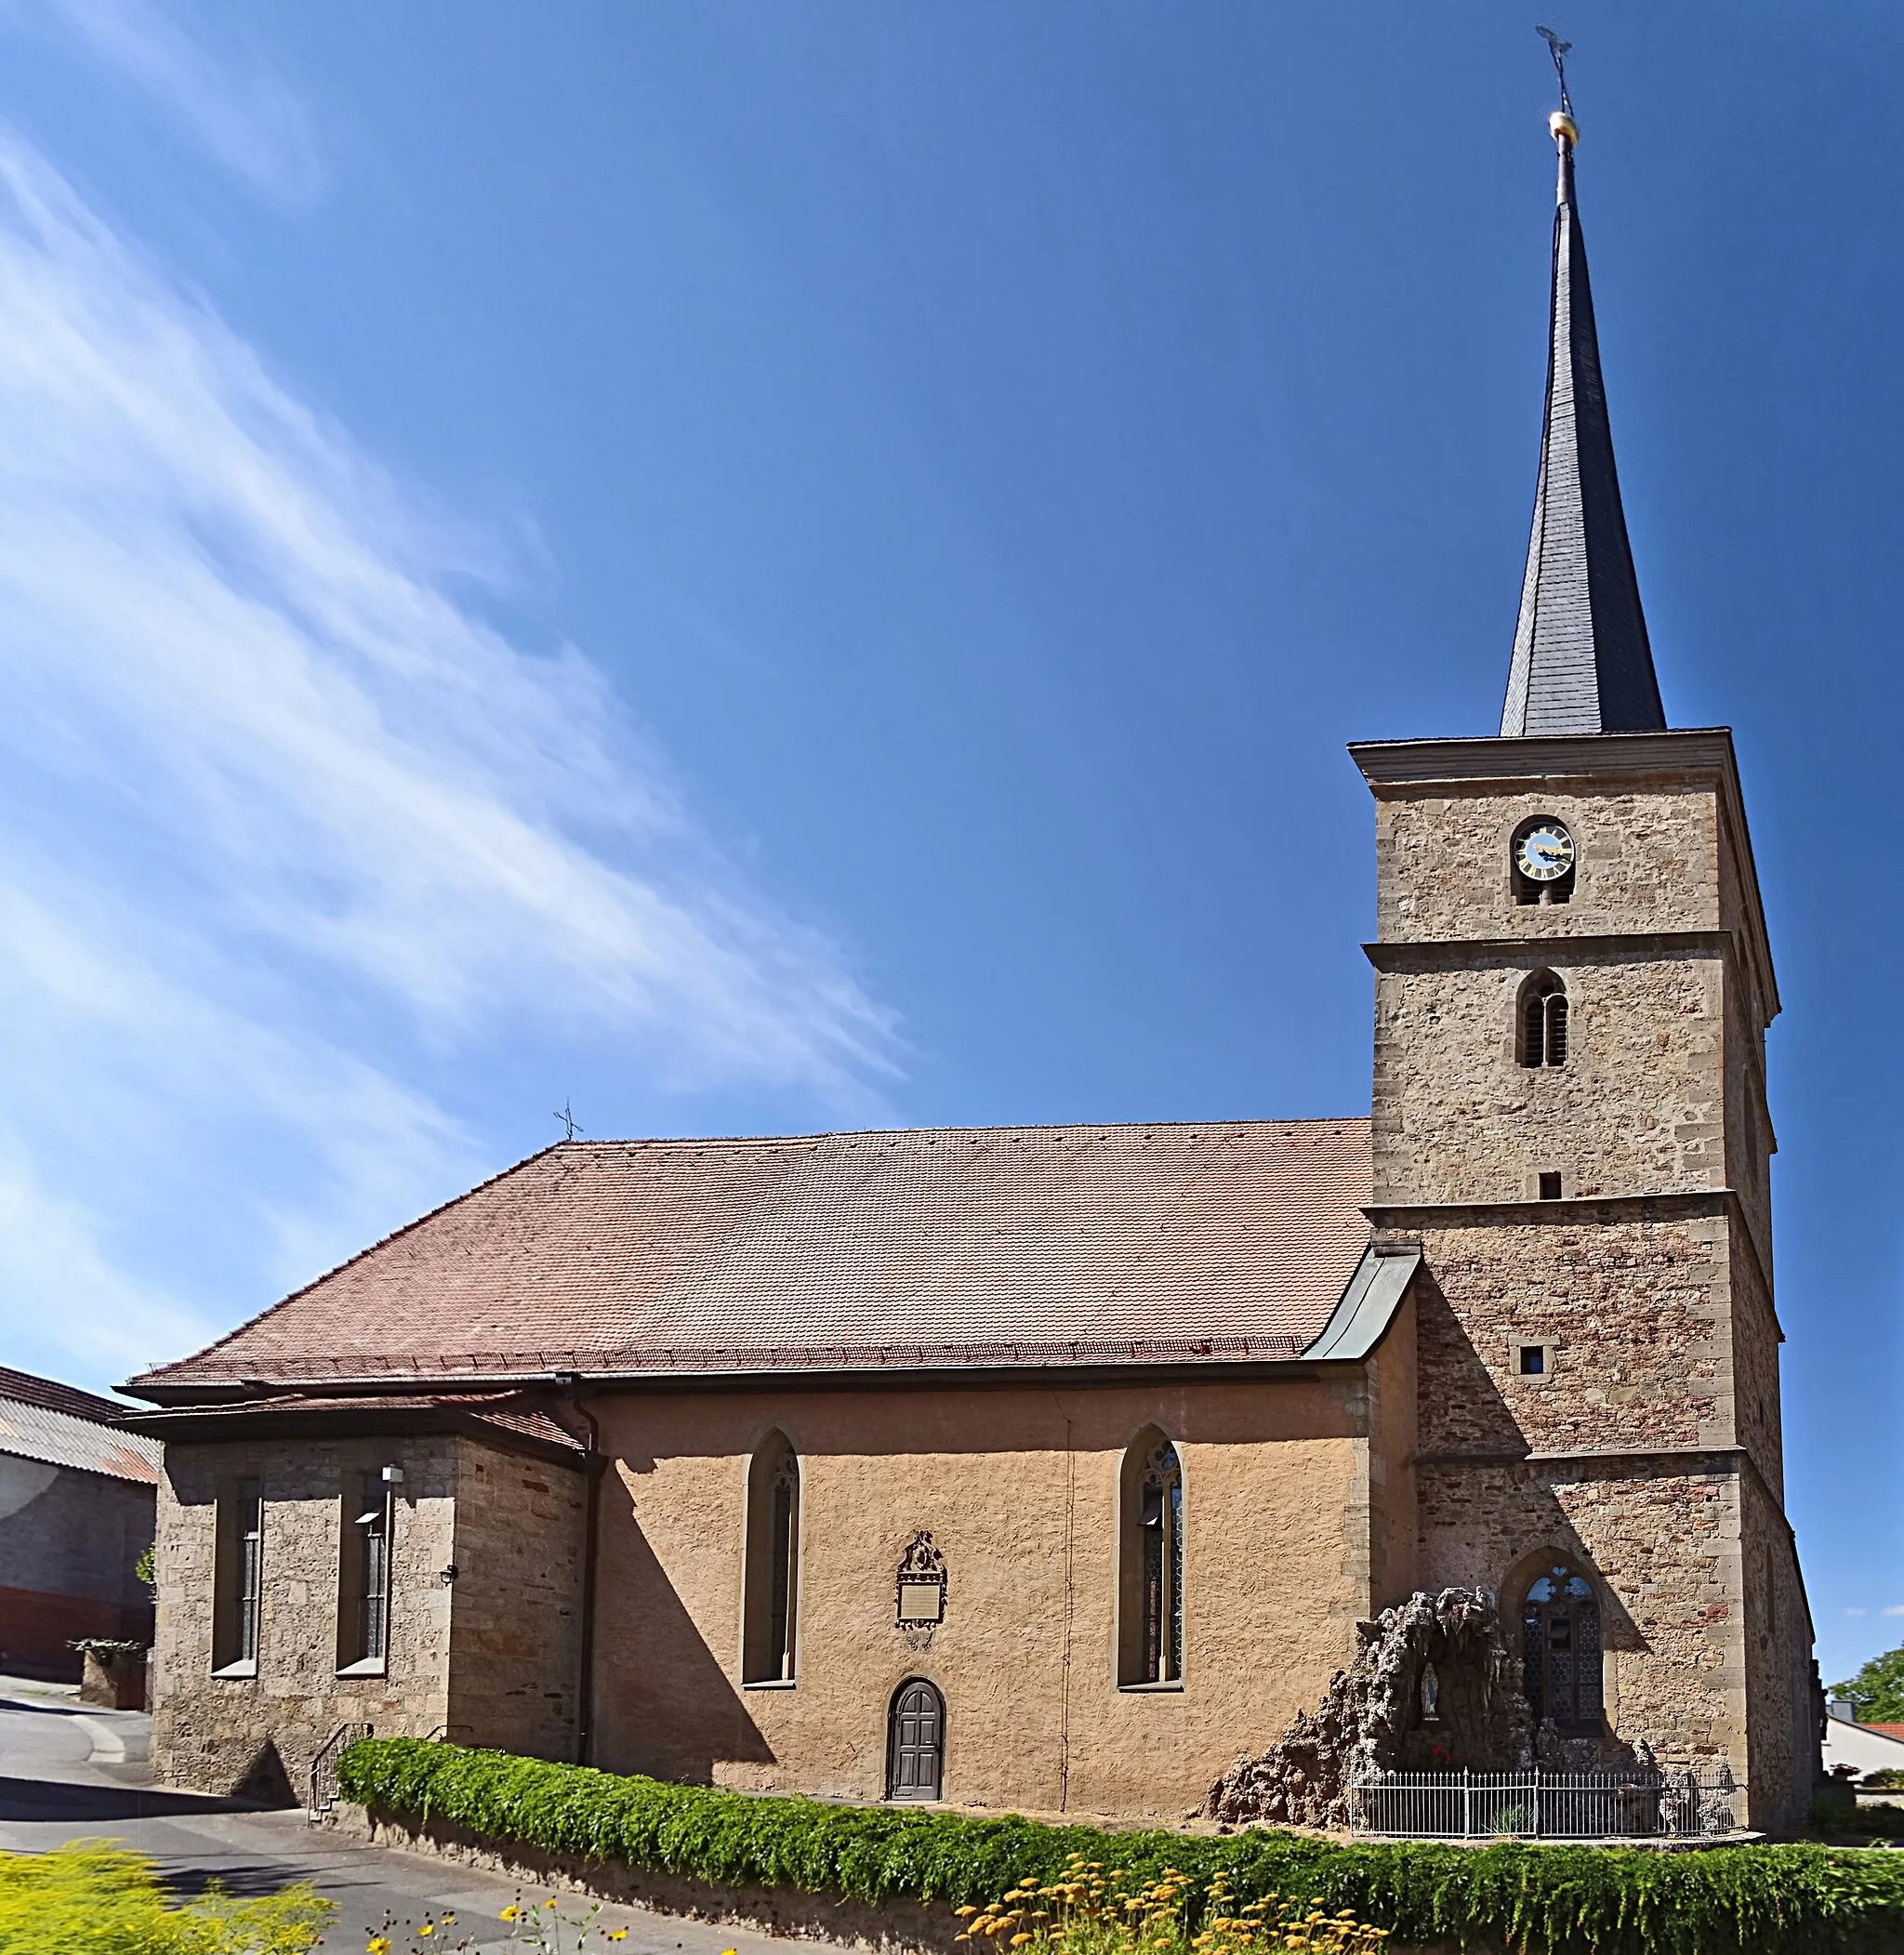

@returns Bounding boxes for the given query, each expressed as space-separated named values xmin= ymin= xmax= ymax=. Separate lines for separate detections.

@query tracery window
xmin=742 ymin=1433 xmax=800 ymax=1684
xmin=1119 ymin=1430 xmax=1183 ymax=1685
xmin=1517 ymin=971 xmax=1568 ymax=1069
xmin=1521 ymin=1564 xmax=1603 ymax=1733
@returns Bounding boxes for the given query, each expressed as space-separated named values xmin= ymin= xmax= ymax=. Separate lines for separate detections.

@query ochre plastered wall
xmin=587 ymin=1374 xmax=1385 ymax=1818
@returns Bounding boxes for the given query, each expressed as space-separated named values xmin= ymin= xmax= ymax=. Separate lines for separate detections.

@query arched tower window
xmin=1517 ymin=971 xmax=1568 ymax=1069
xmin=1117 ymin=1430 xmax=1183 ymax=1685
xmin=1521 ymin=1563 xmax=1603 ymax=1733
xmin=742 ymin=1432 xmax=800 ymax=1683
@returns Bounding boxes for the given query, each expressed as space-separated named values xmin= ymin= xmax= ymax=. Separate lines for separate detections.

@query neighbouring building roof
xmin=126 ymin=1118 xmax=1375 ymax=1395
xmin=1500 ymin=120 xmax=1667 ymax=738
xmin=0 ymin=1367 xmax=162 ymax=1484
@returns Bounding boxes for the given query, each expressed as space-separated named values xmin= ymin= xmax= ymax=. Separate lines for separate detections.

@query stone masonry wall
xmin=1738 ymin=1465 xmax=1818 ymax=1836
xmin=1373 ymin=951 xmax=1724 ymax=1206
xmin=1372 ymin=781 xmax=1720 ymax=944
xmin=1410 ymin=1223 xmax=1731 ymax=1458
xmin=1368 ymin=749 xmax=1807 ymax=1830
xmin=1726 ymin=1224 xmax=1784 ymax=1502
xmin=152 ymin=1437 xmax=456 ymax=1797
xmin=1417 ymin=1457 xmax=1743 ymax=1778
xmin=445 ymin=1440 xmax=587 ymax=1763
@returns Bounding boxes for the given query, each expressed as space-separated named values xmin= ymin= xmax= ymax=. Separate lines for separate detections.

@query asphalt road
xmin=0 ymin=1677 xmax=791 ymax=1955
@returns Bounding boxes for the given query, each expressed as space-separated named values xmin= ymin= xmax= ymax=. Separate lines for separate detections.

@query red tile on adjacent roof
xmin=128 ymin=1119 xmax=1373 ymax=1393
xmin=0 ymin=1365 xmax=142 ymax=1425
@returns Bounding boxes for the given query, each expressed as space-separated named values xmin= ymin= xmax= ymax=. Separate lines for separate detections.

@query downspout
xmin=557 ymin=1374 xmax=602 ymax=1766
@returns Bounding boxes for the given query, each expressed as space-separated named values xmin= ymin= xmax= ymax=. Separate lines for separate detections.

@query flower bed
xmin=0 ymin=1842 xmax=330 ymax=1953
xmin=337 ymin=1738 xmax=1904 ymax=1954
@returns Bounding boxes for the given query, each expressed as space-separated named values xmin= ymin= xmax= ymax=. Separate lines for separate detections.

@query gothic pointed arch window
xmin=742 ymin=1432 xmax=800 ymax=1684
xmin=1517 ymin=971 xmax=1568 ymax=1069
xmin=1521 ymin=1563 xmax=1603 ymax=1733
xmin=1117 ymin=1429 xmax=1183 ymax=1685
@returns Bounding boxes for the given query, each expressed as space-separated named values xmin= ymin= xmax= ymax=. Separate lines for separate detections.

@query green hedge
xmin=337 ymin=1738 xmax=1904 ymax=1955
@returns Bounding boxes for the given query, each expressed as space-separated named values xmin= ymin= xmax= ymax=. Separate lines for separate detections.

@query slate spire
xmin=1499 ymin=108 xmax=1667 ymax=736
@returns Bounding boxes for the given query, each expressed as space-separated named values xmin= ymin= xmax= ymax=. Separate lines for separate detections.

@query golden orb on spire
xmin=1549 ymin=110 xmax=1580 ymax=148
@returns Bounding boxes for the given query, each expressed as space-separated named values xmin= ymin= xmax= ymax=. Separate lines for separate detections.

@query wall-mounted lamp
xmin=439 ymin=1563 xmax=459 ymax=1586
xmin=381 ymin=1464 xmax=405 ymax=1486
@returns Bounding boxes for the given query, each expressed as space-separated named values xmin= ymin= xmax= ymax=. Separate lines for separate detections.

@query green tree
xmin=1833 ymin=1640 xmax=1904 ymax=1722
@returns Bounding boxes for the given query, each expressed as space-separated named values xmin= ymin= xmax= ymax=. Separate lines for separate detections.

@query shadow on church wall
xmin=590 ymin=1491 xmax=774 ymax=1783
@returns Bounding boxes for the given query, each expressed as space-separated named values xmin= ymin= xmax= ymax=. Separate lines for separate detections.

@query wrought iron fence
xmin=1345 ymin=1766 xmax=1737 ymax=1840
xmin=307 ymin=1721 xmax=374 ymax=1823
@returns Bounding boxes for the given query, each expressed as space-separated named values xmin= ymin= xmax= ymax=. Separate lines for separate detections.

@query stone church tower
xmin=1352 ymin=109 xmax=1815 ymax=1826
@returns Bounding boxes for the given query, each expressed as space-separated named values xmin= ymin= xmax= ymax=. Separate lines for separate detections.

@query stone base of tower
xmin=1416 ymin=1453 xmax=1813 ymax=1831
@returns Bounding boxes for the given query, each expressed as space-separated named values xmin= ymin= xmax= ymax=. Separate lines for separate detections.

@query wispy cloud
xmin=1886 ymin=1605 xmax=1904 ymax=1618
xmin=0 ymin=134 xmax=896 ymax=1385
xmin=1847 ymin=1607 xmax=1870 ymax=1618
xmin=34 ymin=0 xmax=320 ymax=199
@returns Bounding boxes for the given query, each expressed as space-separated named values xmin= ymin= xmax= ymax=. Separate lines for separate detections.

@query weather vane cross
xmin=554 ymin=1098 xmax=582 ymax=1141
xmin=1536 ymin=25 xmax=1575 ymax=121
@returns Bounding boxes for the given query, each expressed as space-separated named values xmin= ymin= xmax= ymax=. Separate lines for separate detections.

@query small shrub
xmin=1810 ymin=1797 xmax=1904 ymax=1841
xmin=339 ymin=1737 xmax=1904 ymax=1955
xmin=0 ymin=1841 xmax=331 ymax=1954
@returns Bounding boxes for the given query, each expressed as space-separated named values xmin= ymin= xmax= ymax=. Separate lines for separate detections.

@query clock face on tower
xmin=1514 ymin=821 xmax=1575 ymax=883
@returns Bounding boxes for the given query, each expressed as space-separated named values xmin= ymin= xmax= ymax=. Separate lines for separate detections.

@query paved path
xmin=0 ymin=1678 xmax=788 ymax=1955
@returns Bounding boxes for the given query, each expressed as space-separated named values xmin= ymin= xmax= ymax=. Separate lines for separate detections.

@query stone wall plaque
xmin=894 ymin=1531 xmax=946 ymax=1646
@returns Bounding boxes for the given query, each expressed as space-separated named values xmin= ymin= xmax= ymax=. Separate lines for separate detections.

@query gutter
xmin=555 ymin=1372 xmax=602 ymax=1768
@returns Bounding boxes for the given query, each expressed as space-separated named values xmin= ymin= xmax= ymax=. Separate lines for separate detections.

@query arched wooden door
xmin=886 ymin=1678 xmax=945 ymax=1801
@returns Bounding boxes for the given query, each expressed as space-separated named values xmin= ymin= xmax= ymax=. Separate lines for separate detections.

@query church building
xmin=126 ymin=110 xmax=1820 ymax=1834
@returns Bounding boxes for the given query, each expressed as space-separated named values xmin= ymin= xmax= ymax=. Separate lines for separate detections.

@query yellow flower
xmin=954 ymin=1907 xmax=978 ymax=1919
xmin=607 ymin=1932 xmax=629 ymax=1942
xmin=419 ymin=1926 xmax=436 ymax=1937
xmin=1010 ymin=1938 xmax=1033 ymax=1948
xmin=500 ymin=1907 xmax=522 ymax=1922
xmin=367 ymin=1939 xmax=390 ymax=1954
xmin=546 ymin=1899 xmax=560 ymax=1909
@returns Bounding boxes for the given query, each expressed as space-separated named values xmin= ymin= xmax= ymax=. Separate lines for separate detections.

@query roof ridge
xmin=561 ymin=1114 xmax=1372 ymax=1149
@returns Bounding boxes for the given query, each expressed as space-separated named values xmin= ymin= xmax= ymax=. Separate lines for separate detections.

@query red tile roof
xmin=128 ymin=1119 xmax=1372 ymax=1394
xmin=0 ymin=1365 xmax=143 ymax=1425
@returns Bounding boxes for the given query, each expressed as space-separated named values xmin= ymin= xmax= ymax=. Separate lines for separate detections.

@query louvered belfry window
xmin=1518 ymin=971 xmax=1568 ymax=1069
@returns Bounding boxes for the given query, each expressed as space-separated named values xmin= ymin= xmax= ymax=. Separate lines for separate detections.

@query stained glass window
xmin=1521 ymin=1564 xmax=1602 ymax=1732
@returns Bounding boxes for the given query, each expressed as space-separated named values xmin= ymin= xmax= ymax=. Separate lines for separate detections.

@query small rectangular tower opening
xmin=1538 ymin=1170 xmax=1563 ymax=1200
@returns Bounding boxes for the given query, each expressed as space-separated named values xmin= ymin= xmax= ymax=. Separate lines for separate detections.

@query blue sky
xmin=0 ymin=0 xmax=1895 ymax=1684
